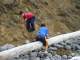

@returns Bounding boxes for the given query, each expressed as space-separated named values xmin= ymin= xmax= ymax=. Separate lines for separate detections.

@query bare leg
xmin=44 ymin=38 xmax=48 ymax=53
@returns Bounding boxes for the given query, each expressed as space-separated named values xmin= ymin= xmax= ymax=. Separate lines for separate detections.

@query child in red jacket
xmin=20 ymin=11 xmax=35 ymax=32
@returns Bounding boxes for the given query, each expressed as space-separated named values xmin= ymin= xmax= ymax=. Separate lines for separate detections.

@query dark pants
xmin=26 ymin=19 xmax=35 ymax=32
xmin=36 ymin=36 xmax=46 ymax=46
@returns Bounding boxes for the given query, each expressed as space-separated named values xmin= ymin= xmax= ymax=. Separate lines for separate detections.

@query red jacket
xmin=22 ymin=12 xmax=33 ymax=20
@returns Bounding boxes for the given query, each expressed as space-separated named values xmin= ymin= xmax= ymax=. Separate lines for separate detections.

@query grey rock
xmin=53 ymin=44 xmax=63 ymax=48
xmin=51 ymin=58 xmax=55 ymax=60
xmin=19 ymin=54 xmax=29 ymax=59
xmin=51 ymin=51 xmax=57 ymax=56
xmin=48 ymin=47 xmax=58 ymax=51
xmin=67 ymin=56 xmax=72 ymax=59
xmin=23 ymin=59 xmax=29 ymax=60
xmin=37 ymin=51 xmax=44 ymax=57
xmin=61 ymin=55 xmax=69 ymax=60
xmin=71 ymin=53 xmax=76 ymax=57
xmin=58 ymin=42 xmax=66 ymax=46
xmin=64 ymin=45 xmax=71 ymax=50
xmin=44 ymin=57 xmax=50 ymax=60
xmin=53 ymin=55 xmax=62 ymax=60
xmin=62 ymin=55 xmax=68 ymax=59
xmin=30 ymin=57 xmax=40 ymax=60
xmin=36 ymin=57 xmax=40 ymax=60
xmin=76 ymin=50 xmax=80 ymax=55
xmin=71 ymin=44 xmax=79 ymax=50
xmin=25 ymin=55 xmax=30 ymax=58
xmin=0 ymin=47 xmax=2 ymax=52
xmin=55 ymin=55 xmax=62 ymax=60
xmin=30 ymin=52 xmax=38 ymax=57
xmin=66 ymin=42 xmax=72 ymax=45
xmin=46 ymin=53 xmax=53 ymax=60
xmin=76 ymin=45 xmax=80 ymax=50
xmin=47 ymin=53 xmax=52 ymax=57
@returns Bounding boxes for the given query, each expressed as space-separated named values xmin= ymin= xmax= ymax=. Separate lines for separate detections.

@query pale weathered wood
xmin=0 ymin=31 xmax=80 ymax=60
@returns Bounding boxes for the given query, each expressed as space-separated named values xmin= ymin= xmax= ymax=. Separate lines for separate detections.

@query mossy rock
xmin=56 ymin=48 xmax=71 ymax=56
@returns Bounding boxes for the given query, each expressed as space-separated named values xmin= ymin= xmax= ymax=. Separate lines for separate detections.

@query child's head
xmin=40 ymin=23 xmax=46 ymax=27
xmin=19 ymin=11 xmax=24 ymax=15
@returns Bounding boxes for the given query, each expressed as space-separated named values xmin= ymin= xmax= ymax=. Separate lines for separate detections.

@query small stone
xmin=71 ymin=53 xmax=75 ymax=56
xmin=30 ymin=52 xmax=38 ymax=57
xmin=58 ymin=42 xmax=66 ymax=46
xmin=44 ymin=57 xmax=50 ymax=60
xmin=53 ymin=44 xmax=63 ymax=48
xmin=68 ymin=55 xmax=72 ymax=59
xmin=62 ymin=55 xmax=68 ymax=59
xmin=30 ymin=57 xmax=40 ymax=60
xmin=65 ymin=45 xmax=71 ymax=50
xmin=53 ymin=55 xmax=61 ymax=60
xmin=48 ymin=47 xmax=58 ymax=51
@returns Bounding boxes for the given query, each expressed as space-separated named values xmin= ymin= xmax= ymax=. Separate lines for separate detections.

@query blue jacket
xmin=37 ymin=27 xmax=48 ymax=37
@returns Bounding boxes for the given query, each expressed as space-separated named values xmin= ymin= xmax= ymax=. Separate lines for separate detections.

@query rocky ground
xmin=0 ymin=36 xmax=80 ymax=60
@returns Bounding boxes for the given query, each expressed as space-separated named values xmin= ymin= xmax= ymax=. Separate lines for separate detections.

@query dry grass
xmin=0 ymin=0 xmax=80 ymax=46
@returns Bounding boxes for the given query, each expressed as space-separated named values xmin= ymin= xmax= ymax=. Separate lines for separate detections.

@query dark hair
xmin=19 ymin=11 xmax=23 ymax=15
xmin=40 ymin=23 xmax=46 ymax=27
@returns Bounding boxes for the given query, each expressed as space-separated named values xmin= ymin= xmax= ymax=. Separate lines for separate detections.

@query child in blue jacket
xmin=36 ymin=23 xmax=49 ymax=52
